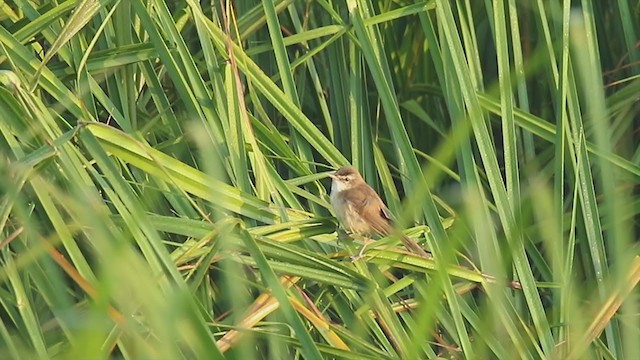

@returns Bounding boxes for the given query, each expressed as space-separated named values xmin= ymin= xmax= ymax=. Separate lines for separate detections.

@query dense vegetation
xmin=1 ymin=0 xmax=638 ymax=359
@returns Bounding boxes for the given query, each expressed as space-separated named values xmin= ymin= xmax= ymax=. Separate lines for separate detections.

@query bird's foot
xmin=350 ymin=244 xmax=368 ymax=261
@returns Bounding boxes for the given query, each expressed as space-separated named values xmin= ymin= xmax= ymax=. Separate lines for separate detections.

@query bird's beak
xmin=328 ymin=173 xmax=337 ymax=180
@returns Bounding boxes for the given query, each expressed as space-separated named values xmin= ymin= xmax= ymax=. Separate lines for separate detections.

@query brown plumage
xmin=329 ymin=166 xmax=431 ymax=259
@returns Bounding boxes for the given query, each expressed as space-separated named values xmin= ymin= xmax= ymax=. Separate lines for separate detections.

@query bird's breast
xmin=330 ymin=191 xmax=372 ymax=234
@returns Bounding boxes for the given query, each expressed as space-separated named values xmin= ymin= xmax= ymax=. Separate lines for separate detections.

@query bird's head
xmin=329 ymin=166 xmax=364 ymax=193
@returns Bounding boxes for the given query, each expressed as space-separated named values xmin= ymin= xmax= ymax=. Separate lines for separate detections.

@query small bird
xmin=328 ymin=166 xmax=431 ymax=259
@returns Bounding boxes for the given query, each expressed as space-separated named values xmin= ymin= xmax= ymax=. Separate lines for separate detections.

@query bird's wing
xmin=344 ymin=184 xmax=392 ymax=235
xmin=345 ymin=185 xmax=432 ymax=258
xmin=380 ymin=206 xmax=393 ymax=222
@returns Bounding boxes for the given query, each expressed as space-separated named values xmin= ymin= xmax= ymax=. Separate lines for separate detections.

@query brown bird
xmin=328 ymin=166 xmax=431 ymax=259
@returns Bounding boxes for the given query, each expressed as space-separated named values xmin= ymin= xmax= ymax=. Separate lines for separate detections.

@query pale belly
xmin=330 ymin=192 xmax=372 ymax=234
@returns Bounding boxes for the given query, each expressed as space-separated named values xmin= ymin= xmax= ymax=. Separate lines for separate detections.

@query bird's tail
xmin=400 ymin=234 xmax=432 ymax=259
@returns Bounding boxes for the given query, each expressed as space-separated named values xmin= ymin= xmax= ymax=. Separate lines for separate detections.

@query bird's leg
xmin=352 ymin=242 xmax=368 ymax=261
xmin=350 ymin=236 xmax=374 ymax=261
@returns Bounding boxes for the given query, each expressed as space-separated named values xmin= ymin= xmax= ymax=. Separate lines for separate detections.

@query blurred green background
xmin=0 ymin=0 xmax=638 ymax=359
